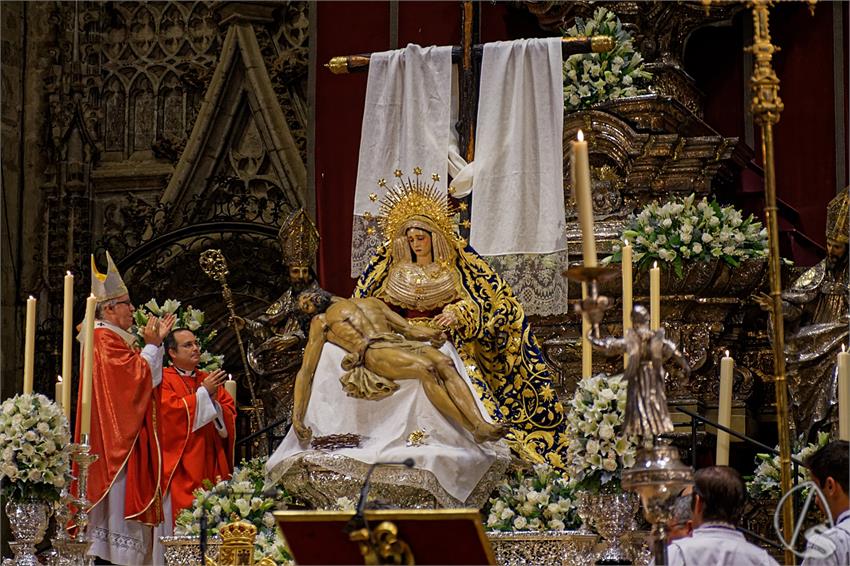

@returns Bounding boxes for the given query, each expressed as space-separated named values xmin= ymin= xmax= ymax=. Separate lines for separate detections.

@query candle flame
xmin=57 ymin=375 xmax=63 ymax=383
xmin=725 ymin=350 xmax=730 ymax=358
xmin=624 ymin=239 xmax=629 ymax=246
xmin=67 ymin=271 xmax=72 ymax=277
xmin=28 ymin=295 xmax=35 ymax=300
xmin=653 ymin=261 xmax=658 ymax=269
xmin=228 ymin=373 xmax=233 ymax=381
xmin=577 ymin=130 xmax=584 ymax=142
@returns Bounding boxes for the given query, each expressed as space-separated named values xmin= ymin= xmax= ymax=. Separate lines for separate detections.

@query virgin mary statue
xmin=355 ymin=171 xmax=570 ymax=468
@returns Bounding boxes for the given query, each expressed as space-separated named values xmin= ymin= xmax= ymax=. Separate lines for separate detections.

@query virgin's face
xmin=406 ymin=228 xmax=433 ymax=262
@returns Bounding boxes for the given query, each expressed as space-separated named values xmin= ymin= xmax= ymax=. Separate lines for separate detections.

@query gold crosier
xmin=749 ymin=2 xmax=793 ymax=563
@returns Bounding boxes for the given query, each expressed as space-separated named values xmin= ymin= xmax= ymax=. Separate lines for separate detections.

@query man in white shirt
xmin=801 ymin=440 xmax=850 ymax=566
xmin=665 ymin=466 xmax=780 ymax=566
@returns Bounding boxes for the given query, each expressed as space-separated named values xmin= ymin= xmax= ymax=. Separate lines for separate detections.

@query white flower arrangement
xmin=484 ymin=464 xmax=579 ymax=532
xmin=747 ymin=432 xmax=829 ymax=500
xmin=174 ymin=457 xmax=292 ymax=564
xmin=565 ymin=374 xmax=639 ymax=492
xmin=603 ymin=194 xmax=769 ymax=278
xmin=133 ymin=299 xmax=225 ymax=372
xmin=0 ymin=393 xmax=72 ymax=502
xmin=562 ymin=7 xmax=652 ymax=112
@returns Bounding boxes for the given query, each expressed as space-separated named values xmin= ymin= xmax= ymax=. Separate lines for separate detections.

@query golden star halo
xmin=376 ymin=168 xmax=458 ymax=243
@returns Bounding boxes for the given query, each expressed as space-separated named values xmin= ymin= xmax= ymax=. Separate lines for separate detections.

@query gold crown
xmin=376 ymin=168 xmax=458 ymax=243
xmin=218 ymin=520 xmax=257 ymax=546
xmin=826 ymin=186 xmax=849 ymax=244
xmin=279 ymin=208 xmax=320 ymax=267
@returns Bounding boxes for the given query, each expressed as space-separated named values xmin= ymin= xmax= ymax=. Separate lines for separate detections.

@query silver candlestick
xmin=54 ymin=440 xmax=98 ymax=565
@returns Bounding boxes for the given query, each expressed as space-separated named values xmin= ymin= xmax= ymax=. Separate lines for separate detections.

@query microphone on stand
xmin=346 ymin=458 xmax=415 ymax=533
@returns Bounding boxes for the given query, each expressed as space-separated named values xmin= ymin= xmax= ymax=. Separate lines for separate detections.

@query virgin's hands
xmin=202 ymin=369 xmax=227 ymax=396
xmin=433 ymin=309 xmax=457 ymax=329
xmin=158 ymin=313 xmax=176 ymax=340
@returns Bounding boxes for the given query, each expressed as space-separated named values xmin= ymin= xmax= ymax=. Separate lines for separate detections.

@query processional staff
xmin=199 ymin=249 xmax=261 ymax=406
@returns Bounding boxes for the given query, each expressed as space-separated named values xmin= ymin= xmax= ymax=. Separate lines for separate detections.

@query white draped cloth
xmin=351 ymin=43 xmax=453 ymax=276
xmin=467 ymin=38 xmax=566 ymax=257
xmin=265 ymin=342 xmax=510 ymax=505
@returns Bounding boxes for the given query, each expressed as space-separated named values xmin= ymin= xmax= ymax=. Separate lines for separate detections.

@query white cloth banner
xmin=353 ymin=44 xmax=453 ymax=218
xmin=469 ymin=38 xmax=566 ymax=256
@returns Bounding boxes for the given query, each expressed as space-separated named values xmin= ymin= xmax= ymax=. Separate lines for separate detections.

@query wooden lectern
xmin=274 ymin=508 xmax=496 ymax=565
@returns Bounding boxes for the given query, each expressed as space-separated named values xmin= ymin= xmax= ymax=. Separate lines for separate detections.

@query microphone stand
xmin=344 ymin=459 xmax=415 ymax=547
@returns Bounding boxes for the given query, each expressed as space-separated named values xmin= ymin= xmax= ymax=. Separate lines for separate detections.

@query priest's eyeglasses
xmin=113 ymin=300 xmax=133 ymax=307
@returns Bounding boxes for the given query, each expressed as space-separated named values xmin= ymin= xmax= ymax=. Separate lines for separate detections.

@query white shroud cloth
xmin=266 ymin=342 xmax=509 ymax=504
xmin=468 ymin=38 xmax=566 ymax=256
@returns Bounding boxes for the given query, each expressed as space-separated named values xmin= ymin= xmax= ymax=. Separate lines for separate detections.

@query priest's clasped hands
xmin=201 ymin=369 xmax=227 ymax=396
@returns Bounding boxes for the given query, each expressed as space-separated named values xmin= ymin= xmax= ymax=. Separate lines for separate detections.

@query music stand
xmin=274 ymin=508 xmax=497 ymax=565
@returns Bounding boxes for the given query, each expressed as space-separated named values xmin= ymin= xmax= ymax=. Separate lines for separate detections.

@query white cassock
xmin=801 ymin=510 xmax=850 ymax=566
xmin=660 ymin=524 xmax=781 ymax=566
xmin=265 ymin=342 xmax=510 ymax=506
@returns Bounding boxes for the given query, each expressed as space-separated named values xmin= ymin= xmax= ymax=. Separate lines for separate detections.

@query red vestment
xmin=159 ymin=367 xmax=236 ymax=525
xmin=73 ymin=326 xmax=162 ymax=526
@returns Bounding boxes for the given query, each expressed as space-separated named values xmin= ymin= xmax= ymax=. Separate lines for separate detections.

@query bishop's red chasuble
xmin=73 ymin=327 xmax=162 ymax=526
xmin=160 ymin=366 xmax=236 ymax=525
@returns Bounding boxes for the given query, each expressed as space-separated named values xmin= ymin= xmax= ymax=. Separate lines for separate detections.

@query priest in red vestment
xmin=74 ymin=252 xmax=174 ymax=565
xmin=160 ymin=328 xmax=236 ymax=526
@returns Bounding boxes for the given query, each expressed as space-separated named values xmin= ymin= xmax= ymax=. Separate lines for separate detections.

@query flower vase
xmin=579 ymin=491 xmax=639 ymax=565
xmin=4 ymin=499 xmax=53 ymax=566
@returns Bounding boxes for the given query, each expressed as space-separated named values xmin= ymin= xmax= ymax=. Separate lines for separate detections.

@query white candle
xmin=622 ymin=240 xmax=633 ymax=368
xmin=55 ymin=376 xmax=63 ymax=413
xmin=23 ymin=296 xmax=36 ymax=394
xmin=650 ymin=262 xmax=661 ymax=331
xmin=62 ymin=272 xmax=73 ymax=421
xmin=572 ymin=130 xmax=596 ymax=267
xmin=225 ymin=374 xmax=237 ymax=402
xmin=716 ymin=351 xmax=734 ymax=466
xmin=581 ymin=283 xmax=592 ymax=378
xmin=839 ymin=345 xmax=850 ymax=441
xmin=80 ymin=294 xmax=97 ymax=438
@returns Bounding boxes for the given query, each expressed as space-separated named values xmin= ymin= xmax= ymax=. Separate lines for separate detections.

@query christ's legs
xmin=424 ymin=350 xmax=506 ymax=443
xmin=364 ymin=347 xmax=504 ymax=442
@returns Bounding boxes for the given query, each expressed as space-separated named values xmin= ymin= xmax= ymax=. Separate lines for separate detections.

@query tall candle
xmin=23 ymin=296 xmax=36 ymax=394
xmin=622 ymin=241 xmax=633 ymax=368
xmin=572 ymin=130 xmax=596 ymax=267
xmin=650 ymin=262 xmax=661 ymax=331
xmin=62 ymin=272 xmax=74 ymax=420
xmin=80 ymin=294 xmax=97 ymax=438
xmin=225 ymin=374 xmax=237 ymax=402
xmin=839 ymin=345 xmax=850 ymax=441
xmin=716 ymin=351 xmax=734 ymax=466
xmin=581 ymin=283 xmax=592 ymax=378
xmin=55 ymin=376 xmax=63 ymax=413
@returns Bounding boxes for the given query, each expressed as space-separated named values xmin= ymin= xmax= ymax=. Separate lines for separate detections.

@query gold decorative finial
xmin=590 ymin=36 xmax=615 ymax=53
xmin=369 ymin=193 xmax=378 ymax=202
xmin=431 ymin=173 xmax=441 ymax=182
xmin=413 ymin=166 xmax=423 ymax=176
xmin=377 ymin=178 xmax=387 ymax=188
xmin=393 ymin=169 xmax=403 ymax=178
xmin=325 ymin=56 xmax=349 ymax=75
